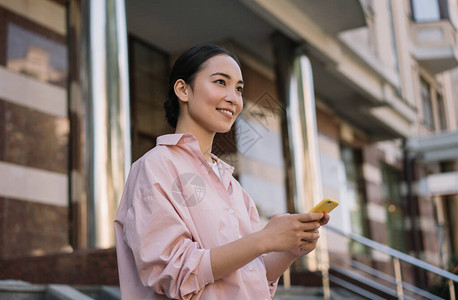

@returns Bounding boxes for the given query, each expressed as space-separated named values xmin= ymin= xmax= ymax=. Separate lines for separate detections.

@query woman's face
xmin=182 ymin=54 xmax=244 ymax=134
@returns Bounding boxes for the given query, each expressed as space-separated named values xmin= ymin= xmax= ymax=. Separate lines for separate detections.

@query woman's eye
xmin=215 ymin=79 xmax=226 ymax=85
xmin=237 ymin=86 xmax=244 ymax=93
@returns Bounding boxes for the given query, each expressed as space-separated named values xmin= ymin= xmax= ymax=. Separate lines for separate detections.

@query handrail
xmin=328 ymin=274 xmax=387 ymax=300
xmin=327 ymin=225 xmax=458 ymax=283
xmin=331 ymin=264 xmax=402 ymax=298
xmin=331 ymin=251 xmax=445 ymax=300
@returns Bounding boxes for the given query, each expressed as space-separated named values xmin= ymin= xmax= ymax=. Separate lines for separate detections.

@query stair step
xmin=0 ymin=281 xmax=379 ymax=300
xmin=0 ymin=281 xmax=121 ymax=300
xmin=0 ymin=280 xmax=46 ymax=299
xmin=274 ymin=285 xmax=366 ymax=299
xmin=47 ymin=284 xmax=93 ymax=300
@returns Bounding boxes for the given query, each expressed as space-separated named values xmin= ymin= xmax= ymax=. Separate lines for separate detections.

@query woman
xmin=115 ymin=44 xmax=329 ymax=299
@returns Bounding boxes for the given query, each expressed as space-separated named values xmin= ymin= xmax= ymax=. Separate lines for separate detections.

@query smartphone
xmin=309 ymin=198 xmax=339 ymax=213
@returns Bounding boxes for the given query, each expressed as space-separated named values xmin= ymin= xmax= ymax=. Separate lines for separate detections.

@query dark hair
xmin=164 ymin=44 xmax=240 ymax=128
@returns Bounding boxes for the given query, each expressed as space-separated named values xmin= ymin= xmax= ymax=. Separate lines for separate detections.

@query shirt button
xmin=228 ymin=209 xmax=234 ymax=214
xmin=248 ymin=265 xmax=253 ymax=271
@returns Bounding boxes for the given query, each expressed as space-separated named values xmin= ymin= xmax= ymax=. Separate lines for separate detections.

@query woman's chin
xmin=215 ymin=125 xmax=233 ymax=134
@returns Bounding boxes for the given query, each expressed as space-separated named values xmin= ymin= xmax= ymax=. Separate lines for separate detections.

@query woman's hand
xmin=319 ymin=212 xmax=330 ymax=226
xmin=260 ymin=213 xmax=324 ymax=253
xmin=258 ymin=213 xmax=331 ymax=282
xmin=288 ymin=229 xmax=319 ymax=257
xmin=288 ymin=212 xmax=330 ymax=257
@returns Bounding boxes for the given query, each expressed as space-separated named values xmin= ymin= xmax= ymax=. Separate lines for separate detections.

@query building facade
xmin=0 ymin=0 xmax=457 ymax=297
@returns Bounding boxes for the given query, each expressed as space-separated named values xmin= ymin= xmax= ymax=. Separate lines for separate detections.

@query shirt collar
xmin=156 ymin=133 xmax=235 ymax=172
xmin=211 ymin=153 xmax=235 ymax=173
xmin=156 ymin=133 xmax=196 ymax=146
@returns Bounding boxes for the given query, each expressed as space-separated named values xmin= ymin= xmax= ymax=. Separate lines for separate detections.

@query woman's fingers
xmin=263 ymin=212 xmax=330 ymax=252
xmin=300 ymin=229 xmax=320 ymax=242
xmin=295 ymin=213 xmax=323 ymax=223
xmin=295 ymin=212 xmax=331 ymax=228
xmin=319 ymin=213 xmax=330 ymax=225
xmin=299 ymin=221 xmax=321 ymax=231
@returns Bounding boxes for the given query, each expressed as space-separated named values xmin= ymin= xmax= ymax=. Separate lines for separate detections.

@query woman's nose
xmin=225 ymin=90 xmax=240 ymax=105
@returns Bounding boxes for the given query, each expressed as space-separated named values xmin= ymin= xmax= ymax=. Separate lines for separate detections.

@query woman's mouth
xmin=216 ymin=108 xmax=234 ymax=118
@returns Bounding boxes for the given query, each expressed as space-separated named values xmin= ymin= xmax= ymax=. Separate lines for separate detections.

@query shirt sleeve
xmin=123 ymin=181 xmax=214 ymax=299
xmin=242 ymin=188 xmax=280 ymax=297
xmin=263 ymin=256 xmax=279 ymax=298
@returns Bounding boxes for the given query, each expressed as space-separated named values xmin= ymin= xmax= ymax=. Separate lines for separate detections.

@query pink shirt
xmin=115 ymin=133 xmax=277 ymax=299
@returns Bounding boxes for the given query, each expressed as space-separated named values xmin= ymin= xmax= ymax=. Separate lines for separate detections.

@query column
xmin=272 ymin=32 xmax=330 ymax=298
xmin=69 ymin=0 xmax=131 ymax=249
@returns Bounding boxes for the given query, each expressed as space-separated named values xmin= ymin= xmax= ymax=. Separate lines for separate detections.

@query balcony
xmin=407 ymin=130 xmax=458 ymax=162
xmin=289 ymin=0 xmax=366 ymax=34
xmin=410 ymin=20 xmax=458 ymax=74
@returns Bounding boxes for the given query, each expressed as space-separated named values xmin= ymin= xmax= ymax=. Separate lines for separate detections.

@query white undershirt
xmin=209 ymin=160 xmax=222 ymax=181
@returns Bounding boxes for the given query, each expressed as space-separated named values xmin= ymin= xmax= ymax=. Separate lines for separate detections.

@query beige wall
xmin=0 ymin=0 xmax=71 ymax=259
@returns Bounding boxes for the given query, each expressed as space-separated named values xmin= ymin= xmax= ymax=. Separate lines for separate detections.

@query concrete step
xmin=1 ymin=280 xmax=364 ymax=300
xmin=0 ymin=281 xmax=120 ymax=300
xmin=274 ymin=285 xmax=366 ymax=300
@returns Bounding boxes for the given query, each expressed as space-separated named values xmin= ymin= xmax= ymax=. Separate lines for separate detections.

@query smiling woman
xmin=173 ymin=54 xmax=244 ymax=160
xmin=114 ymin=44 xmax=329 ymax=300
xmin=164 ymin=45 xmax=242 ymax=125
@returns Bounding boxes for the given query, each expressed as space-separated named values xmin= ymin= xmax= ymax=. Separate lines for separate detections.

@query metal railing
xmin=327 ymin=225 xmax=458 ymax=300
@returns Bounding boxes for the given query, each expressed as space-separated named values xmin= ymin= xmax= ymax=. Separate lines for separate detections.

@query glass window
xmin=412 ymin=0 xmax=440 ymax=21
xmin=382 ymin=164 xmax=407 ymax=252
xmin=6 ymin=22 xmax=67 ymax=87
xmin=420 ymin=78 xmax=435 ymax=130
xmin=436 ymin=93 xmax=447 ymax=131
xmin=340 ymin=145 xmax=368 ymax=255
xmin=388 ymin=0 xmax=399 ymax=74
xmin=129 ymin=37 xmax=171 ymax=162
xmin=411 ymin=0 xmax=449 ymax=22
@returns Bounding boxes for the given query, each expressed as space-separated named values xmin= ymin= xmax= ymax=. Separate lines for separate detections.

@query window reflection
xmin=6 ymin=23 xmax=67 ymax=87
xmin=436 ymin=93 xmax=447 ymax=131
xmin=382 ymin=164 xmax=407 ymax=252
xmin=411 ymin=0 xmax=449 ymax=22
xmin=129 ymin=37 xmax=171 ymax=161
xmin=420 ymin=78 xmax=435 ymax=130
xmin=339 ymin=145 xmax=368 ymax=255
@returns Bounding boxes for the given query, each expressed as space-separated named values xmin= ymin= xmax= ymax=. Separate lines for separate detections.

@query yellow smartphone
xmin=309 ymin=198 xmax=339 ymax=213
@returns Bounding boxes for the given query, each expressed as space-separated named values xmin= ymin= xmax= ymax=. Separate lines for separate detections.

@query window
xmin=411 ymin=0 xmax=449 ymax=22
xmin=382 ymin=164 xmax=408 ymax=252
xmin=128 ymin=37 xmax=171 ymax=161
xmin=420 ymin=78 xmax=435 ymax=130
xmin=340 ymin=145 xmax=368 ymax=255
xmin=436 ymin=93 xmax=447 ymax=131
xmin=388 ymin=0 xmax=400 ymax=74
xmin=419 ymin=76 xmax=448 ymax=132
xmin=6 ymin=22 xmax=67 ymax=87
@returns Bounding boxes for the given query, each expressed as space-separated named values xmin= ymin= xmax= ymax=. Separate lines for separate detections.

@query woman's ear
xmin=174 ymin=79 xmax=189 ymax=103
